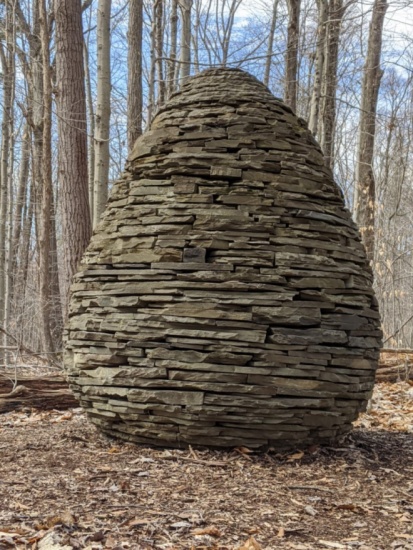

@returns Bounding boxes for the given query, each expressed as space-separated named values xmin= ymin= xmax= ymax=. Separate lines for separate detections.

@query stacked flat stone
xmin=64 ymin=68 xmax=382 ymax=449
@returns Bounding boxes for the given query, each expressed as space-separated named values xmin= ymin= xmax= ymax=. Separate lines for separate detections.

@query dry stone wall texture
xmin=65 ymin=68 xmax=382 ymax=449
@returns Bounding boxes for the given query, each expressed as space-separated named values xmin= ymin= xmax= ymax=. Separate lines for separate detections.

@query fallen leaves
xmin=237 ymin=536 xmax=262 ymax=549
xmin=34 ymin=511 xmax=77 ymax=530
xmin=0 ymin=381 xmax=412 ymax=549
xmin=287 ymin=451 xmax=305 ymax=462
xmin=192 ymin=526 xmax=222 ymax=537
xmin=353 ymin=382 xmax=413 ymax=432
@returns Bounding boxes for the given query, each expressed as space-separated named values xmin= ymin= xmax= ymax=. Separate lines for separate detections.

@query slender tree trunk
xmin=49 ymin=190 xmax=63 ymax=350
xmin=284 ymin=0 xmax=300 ymax=111
xmin=264 ymin=0 xmax=279 ymax=87
xmin=93 ymin=0 xmax=111 ymax=228
xmin=84 ymin=38 xmax=95 ymax=217
xmin=220 ymin=0 xmax=241 ymax=66
xmin=319 ymin=0 xmax=345 ymax=169
xmin=178 ymin=0 xmax=192 ymax=84
xmin=0 ymin=15 xmax=13 ymax=359
xmin=55 ymin=0 xmax=91 ymax=308
xmin=309 ymin=0 xmax=327 ymax=135
xmin=155 ymin=0 xmax=166 ymax=105
xmin=12 ymin=123 xmax=30 ymax=284
xmin=354 ymin=0 xmax=388 ymax=261
xmin=167 ymin=0 xmax=178 ymax=96
xmin=4 ymin=9 xmax=16 ymax=355
xmin=148 ymin=4 xmax=157 ymax=125
xmin=192 ymin=0 xmax=200 ymax=73
xmin=127 ymin=0 xmax=143 ymax=151
xmin=20 ymin=167 xmax=34 ymax=300
xmin=38 ymin=0 xmax=55 ymax=353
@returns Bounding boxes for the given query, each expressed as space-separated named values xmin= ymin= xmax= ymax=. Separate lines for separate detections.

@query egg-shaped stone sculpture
xmin=65 ymin=68 xmax=382 ymax=449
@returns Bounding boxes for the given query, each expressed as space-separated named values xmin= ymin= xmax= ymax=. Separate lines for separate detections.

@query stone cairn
xmin=65 ymin=68 xmax=382 ymax=449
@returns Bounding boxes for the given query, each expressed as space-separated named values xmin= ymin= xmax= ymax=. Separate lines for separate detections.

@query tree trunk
xmin=192 ymin=0 xmax=200 ymax=74
xmin=20 ymin=166 xmax=34 ymax=301
xmin=155 ymin=0 xmax=166 ymax=105
xmin=308 ymin=0 xmax=327 ymax=136
xmin=319 ymin=0 xmax=345 ymax=170
xmin=49 ymin=190 xmax=63 ymax=350
xmin=220 ymin=0 xmax=241 ymax=66
xmin=284 ymin=0 xmax=300 ymax=112
xmin=4 ymin=12 xmax=16 ymax=360
xmin=264 ymin=0 xmax=279 ymax=87
xmin=167 ymin=0 xmax=178 ymax=96
xmin=55 ymin=0 xmax=91 ymax=308
xmin=93 ymin=0 xmax=111 ymax=228
xmin=147 ymin=4 xmax=157 ymax=125
xmin=11 ymin=125 xmax=30 ymax=283
xmin=354 ymin=0 xmax=388 ymax=261
xmin=178 ymin=0 xmax=192 ymax=84
xmin=38 ymin=0 xmax=55 ymax=353
xmin=127 ymin=0 xmax=143 ymax=151
xmin=0 ymin=12 xmax=14 ymax=361
xmin=84 ymin=9 xmax=95 ymax=218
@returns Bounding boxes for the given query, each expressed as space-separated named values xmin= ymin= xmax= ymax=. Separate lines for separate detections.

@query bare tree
xmin=127 ymin=0 xmax=143 ymax=151
xmin=0 ymin=1 xmax=17 ymax=359
xmin=37 ymin=0 xmax=55 ymax=352
xmin=84 ymin=4 xmax=95 ymax=217
xmin=93 ymin=0 xmax=112 ymax=227
xmin=308 ymin=0 xmax=327 ymax=135
xmin=167 ymin=0 xmax=178 ymax=96
xmin=284 ymin=0 xmax=301 ymax=111
xmin=55 ymin=0 xmax=91 ymax=306
xmin=319 ymin=0 xmax=347 ymax=169
xmin=155 ymin=0 xmax=166 ymax=104
xmin=178 ymin=0 xmax=192 ymax=83
xmin=354 ymin=0 xmax=388 ymax=261
xmin=264 ymin=0 xmax=279 ymax=87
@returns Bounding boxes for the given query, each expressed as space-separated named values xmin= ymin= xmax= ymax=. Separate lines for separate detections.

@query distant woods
xmin=1 ymin=0 xmax=412 ymax=365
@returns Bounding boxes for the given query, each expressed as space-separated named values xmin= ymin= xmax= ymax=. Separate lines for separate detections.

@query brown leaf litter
xmin=0 ymin=382 xmax=412 ymax=550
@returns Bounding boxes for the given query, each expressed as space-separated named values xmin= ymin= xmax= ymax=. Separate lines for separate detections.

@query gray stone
xmin=65 ymin=67 xmax=381 ymax=451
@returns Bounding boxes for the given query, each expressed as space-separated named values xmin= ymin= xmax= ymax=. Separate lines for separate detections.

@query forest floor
xmin=0 ymin=381 xmax=412 ymax=550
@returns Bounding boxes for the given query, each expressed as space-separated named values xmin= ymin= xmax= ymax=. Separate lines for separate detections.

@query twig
xmin=160 ymin=455 xmax=229 ymax=467
xmin=287 ymin=485 xmax=334 ymax=493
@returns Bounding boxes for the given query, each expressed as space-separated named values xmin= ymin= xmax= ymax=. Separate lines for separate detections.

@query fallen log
xmin=376 ymin=365 xmax=413 ymax=382
xmin=0 ymin=373 xmax=78 ymax=413
xmin=377 ymin=350 xmax=413 ymax=382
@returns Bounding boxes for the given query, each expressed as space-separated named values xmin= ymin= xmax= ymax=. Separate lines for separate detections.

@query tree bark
xmin=84 ymin=41 xmax=95 ymax=219
xmin=55 ymin=0 xmax=91 ymax=308
xmin=148 ymin=3 xmax=157 ymax=126
xmin=0 ymin=8 xmax=14 ymax=360
xmin=38 ymin=0 xmax=55 ymax=353
xmin=20 ymin=165 xmax=34 ymax=300
xmin=308 ymin=0 xmax=327 ymax=135
xmin=178 ymin=0 xmax=192 ymax=84
xmin=93 ymin=0 xmax=111 ymax=228
xmin=127 ymin=0 xmax=143 ymax=151
xmin=167 ymin=0 xmax=178 ymax=96
xmin=4 ymin=8 xmax=16 ymax=359
xmin=11 ymin=125 xmax=30 ymax=297
xmin=155 ymin=0 xmax=166 ymax=105
xmin=354 ymin=0 xmax=388 ymax=261
xmin=84 ymin=4 xmax=95 ymax=218
xmin=264 ymin=0 xmax=279 ymax=87
xmin=284 ymin=0 xmax=300 ymax=112
xmin=319 ymin=0 xmax=345 ymax=170
xmin=192 ymin=0 xmax=200 ymax=74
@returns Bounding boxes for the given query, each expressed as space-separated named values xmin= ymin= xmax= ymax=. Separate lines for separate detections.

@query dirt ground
xmin=0 ymin=382 xmax=412 ymax=550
